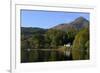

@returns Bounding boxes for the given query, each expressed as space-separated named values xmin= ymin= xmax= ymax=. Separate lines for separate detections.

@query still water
xmin=21 ymin=50 xmax=72 ymax=63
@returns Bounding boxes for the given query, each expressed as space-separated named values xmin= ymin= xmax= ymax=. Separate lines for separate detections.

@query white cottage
xmin=64 ymin=43 xmax=71 ymax=47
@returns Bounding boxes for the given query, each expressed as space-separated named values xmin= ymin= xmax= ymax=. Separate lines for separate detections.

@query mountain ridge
xmin=21 ymin=16 xmax=89 ymax=37
xmin=52 ymin=16 xmax=89 ymax=31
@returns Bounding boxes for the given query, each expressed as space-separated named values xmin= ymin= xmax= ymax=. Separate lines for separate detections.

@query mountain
xmin=52 ymin=17 xmax=89 ymax=31
xmin=21 ymin=17 xmax=89 ymax=38
xmin=21 ymin=27 xmax=47 ymax=38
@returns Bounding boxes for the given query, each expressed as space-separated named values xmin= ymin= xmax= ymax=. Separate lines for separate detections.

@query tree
xmin=29 ymin=34 xmax=45 ymax=49
xmin=72 ymin=28 xmax=89 ymax=60
xmin=45 ymin=29 xmax=68 ymax=48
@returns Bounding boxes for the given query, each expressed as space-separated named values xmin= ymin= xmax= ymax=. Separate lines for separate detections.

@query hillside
xmin=21 ymin=17 xmax=89 ymax=38
xmin=52 ymin=16 xmax=89 ymax=31
xmin=21 ymin=27 xmax=47 ymax=38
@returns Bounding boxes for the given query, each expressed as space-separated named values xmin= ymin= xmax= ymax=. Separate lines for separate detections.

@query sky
xmin=21 ymin=9 xmax=89 ymax=29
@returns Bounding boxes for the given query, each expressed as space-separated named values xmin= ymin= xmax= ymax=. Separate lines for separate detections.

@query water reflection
xmin=21 ymin=49 xmax=72 ymax=63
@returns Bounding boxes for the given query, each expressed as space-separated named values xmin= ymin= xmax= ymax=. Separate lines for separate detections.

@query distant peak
xmin=77 ymin=16 xmax=85 ymax=19
xmin=75 ymin=16 xmax=87 ymax=21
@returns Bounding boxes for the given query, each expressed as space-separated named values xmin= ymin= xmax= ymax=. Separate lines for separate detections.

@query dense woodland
xmin=21 ymin=17 xmax=89 ymax=63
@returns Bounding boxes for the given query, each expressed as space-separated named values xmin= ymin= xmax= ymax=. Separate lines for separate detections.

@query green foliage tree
xmin=29 ymin=34 xmax=45 ymax=49
xmin=67 ymin=28 xmax=77 ymax=44
xmin=72 ymin=28 xmax=89 ymax=60
xmin=45 ymin=29 xmax=68 ymax=48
